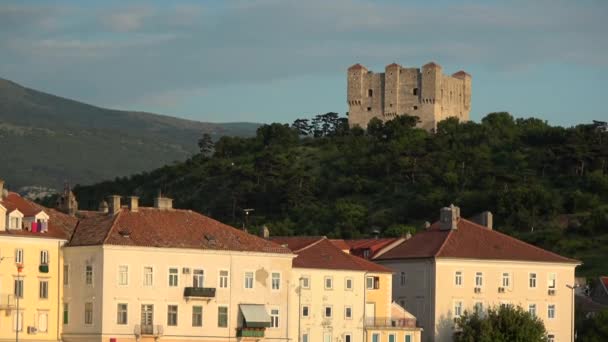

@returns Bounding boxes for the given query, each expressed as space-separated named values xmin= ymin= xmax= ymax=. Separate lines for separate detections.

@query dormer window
xmin=8 ymin=211 xmax=23 ymax=230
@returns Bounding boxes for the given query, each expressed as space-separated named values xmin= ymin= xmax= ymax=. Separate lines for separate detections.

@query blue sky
xmin=1 ymin=0 xmax=607 ymax=126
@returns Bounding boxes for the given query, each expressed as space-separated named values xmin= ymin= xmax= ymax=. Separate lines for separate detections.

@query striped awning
xmin=239 ymin=304 xmax=271 ymax=328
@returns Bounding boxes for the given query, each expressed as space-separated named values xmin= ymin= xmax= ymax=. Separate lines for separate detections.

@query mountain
xmin=0 ymin=78 xmax=260 ymax=191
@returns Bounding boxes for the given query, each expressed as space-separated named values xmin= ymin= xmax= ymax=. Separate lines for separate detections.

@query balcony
xmin=39 ymin=264 xmax=49 ymax=273
xmin=0 ymin=294 xmax=15 ymax=310
xmin=365 ymin=317 xmax=417 ymax=329
xmin=237 ymin=327 xmax=265 ymax=338
xmin=134 ymin=324 xmax=163 ymax=336
xmin=184 ymin=287 xmax=216 ymax=300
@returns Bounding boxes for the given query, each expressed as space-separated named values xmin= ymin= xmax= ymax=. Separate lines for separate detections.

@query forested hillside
xmin=72 ymin=113 xmax=608 ymax=276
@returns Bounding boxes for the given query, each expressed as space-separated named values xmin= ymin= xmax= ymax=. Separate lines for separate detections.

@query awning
xmin=239 ymin=304 xmax=271 ymax=328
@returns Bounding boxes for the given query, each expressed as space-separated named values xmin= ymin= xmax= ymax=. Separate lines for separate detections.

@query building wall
xmin=347 ymin=63 xmax=471 ymax=132
xmin=62 ymin=245 xmax=294 ymax=342
xmin=0 ymin=235 xmax=65 ymax=342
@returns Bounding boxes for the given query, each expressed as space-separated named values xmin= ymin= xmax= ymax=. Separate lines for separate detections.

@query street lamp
xmin=242 ymin=209 xmax=254 ymax=232
xmin=16 ymin=263 xmax=24 ymax=342
xmin=566 ymin=283 xmax=580 ymax=342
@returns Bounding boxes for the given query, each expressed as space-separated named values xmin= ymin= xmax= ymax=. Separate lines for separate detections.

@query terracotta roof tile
xmin=452 ymin=70 xmax=470 ymax=78
xmin=271 ymin=236 xmax=325 ymax=251
xmin=329 ymin=239 xmax=350 ymax=251
xmin=348 ymin=63 xmax=367 ymax=70
xmin=423 ymin=61 xmax=442 ymax=68
xmin=376 ymin=219 xmax=579 ymax=264
xmin=386 ymin=63 xmax=401 ymax=68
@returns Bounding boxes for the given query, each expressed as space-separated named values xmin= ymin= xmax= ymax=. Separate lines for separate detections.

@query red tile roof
xmin=271 ymin=236 xmax=325 ymax=251
xmin=2 ymin=192 xmax=45 ymax=216
xmin=376 ymin=219 xmax=579 ymax=264
xmin=601 ymin=276 xmax=608 ymax=290
xmin=348 ymin=63 xmax=367 ymax=70
xmin=330 ymin=238 xmax=403 ymax=258
xmin=386 ymin=63 xmax=401 ymax=68
xmin=452 ymin=70 xmax=470 ymax=78
xmin=329 ymin=239 xmax=350 ymax=251
xmin=423 ymin=61 xmax=442 ymax=68
xmin=69 ymin=207 xmax=291 ymax=254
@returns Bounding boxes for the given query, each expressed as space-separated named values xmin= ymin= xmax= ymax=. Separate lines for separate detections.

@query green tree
xmin=197 ymin=133 xmax=214 ymax=156
xmin=577 ymin=309 xmax=608 ymax=342
xmin=455 ymin=305 xmax=547 ymax=342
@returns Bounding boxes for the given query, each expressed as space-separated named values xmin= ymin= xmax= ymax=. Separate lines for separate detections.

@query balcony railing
xmin=184 ymin=287 xmax=216 ymax=299
xmin=135 ymin=324 xmax=163 ymax=336
xmin=365 ymin=317 xmax=417 ymax=328
xmin=237 ymin=327 xmax=265 ymax=338
xmin=0 ymin=294 xmax=15 ymax=310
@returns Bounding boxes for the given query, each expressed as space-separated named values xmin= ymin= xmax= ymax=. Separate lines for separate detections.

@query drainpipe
xmin=363 ymin=271 xmax=368 ymax=342
xmin=298 ymin=277 xmax=302 ymax=342
xmin=57 ymin=240 xmax=62 ymax=342
xmin=286 ymin=278 xmax=290 ymax=341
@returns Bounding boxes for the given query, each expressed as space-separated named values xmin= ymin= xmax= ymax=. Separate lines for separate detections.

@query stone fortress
xmin=347 ymin=61 xmax=471 ymax=131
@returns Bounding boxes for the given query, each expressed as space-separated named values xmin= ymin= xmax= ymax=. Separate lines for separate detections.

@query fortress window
xmin=368 ymin=89 xmax=373 ymax=97
xmin=366 ymin=107 xmax=372 ymax=112
xmin=413 ymin=88 xmax=418 ymax=95
xmin=389 ymin=104 xmax=393 ymax=107
xmin=413 ymin=106 xmax=418 ymax=110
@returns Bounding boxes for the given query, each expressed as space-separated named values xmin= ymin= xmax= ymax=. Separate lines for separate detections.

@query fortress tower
xmin=347 ymin=62 xmax=471 ymax=131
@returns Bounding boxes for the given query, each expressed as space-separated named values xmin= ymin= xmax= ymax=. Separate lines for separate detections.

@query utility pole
xmin=298 ymin=277 xmax=302 ymax=342
xmin=566 ymin=283 xmax=580 ymax=342
xmin=242 ymin=209 xmax=254 ymax=232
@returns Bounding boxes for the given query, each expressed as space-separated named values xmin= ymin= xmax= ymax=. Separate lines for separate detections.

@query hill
xmin=71 ymin=113 xmax=608 ymax=276
xmin=0 ymin=78 xmax=259 ymax=191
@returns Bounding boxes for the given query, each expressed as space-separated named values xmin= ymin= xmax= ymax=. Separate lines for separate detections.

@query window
xmin=117 ymin=303 xmax=128 ymax=325
xmin=548 ymin=273 xmax=556 ymax=289
xmin=324 ymin=306 xmax=333 ymax=318
xmin=367 ymin=107 xmax=372 ymax=112
xmin=63 ymin=265 xmax=69 ymax=286
xmin=272 ymin=272 xmax=281 ymax=290
xmin=529 ymin=304 xmax=537 ymax=317
xmin=368 ymin=89 xmax=373 ymax=97
xmin=372 ymin=333 xmax=380 ymax=342
xmin=14 ymin=279 xmax=23 ymax=298
xmin=40 ymin=250 xmax=49 ymax=265
xmin=500 ymin=302 xmax=511 ymax=309
xmin=85 ymin=265 xmax=93 ymax=285
xmin=405 ymin=335 xmax=412 ymax=342
xmin=219 ymin=270 xmax=229 ymax=288
xmin=38 ymin=311 xmax=48 ymax=332
xmin=167 ymin=305 xmax=178 ymax=326
xmin=345 ymin=334 xmax=352 ymax=342
xmin=10 ymin=216 xmax=21 ymax=230
xmin=548 ymin=304 xmax=555 ymax=319
xmin=218 ymin=306 xmax=228 ymax=327
xmin=15 ymin=248 xmax=24 ymax=264
xmin=454 ymin=301 xmax=463 ymax=317
xmin=325 ymin=276 xmax=333 ymax=290
xmin=13 ymin=311 xmax=23 ymax=331
xmin=474 ymin=302 xmax=483 ymax=315
xmin=366 ymin=276 xmax=380 ymax=289
xmin=168 ymin=268 xmax=178 ymax=287
xmin=400 ymin=272 xmax=406 ymax=287
xmin=143 ymin=267 xmax=153 ymax=287
xmin=303 ymin=333 xmax=309 ymax=342
xmin=502 ymin=272 xmax=510 ymax=288
xmin=118 ymin=265 xmax=129 ymax=286
xmin=547 ymin=334 xmax=555 ymax=342
xmin=529 ymin=273 xmax=537 ymax=288
xmin=192 ymin=306 xmax=203 ymax=327
xmin=301 ymin=276 xmax=310 ymax=289
xmin=413 ymin=106 xmax=418 ymax=110
xmin=455 ymin=271 xmax=463 ymax=286
xmin=84 ymin=302 xmax=93 ymax=325
xmin=270 ymin=308 xmax=279 ymax=328
xmin=363 ymin=249 xmax=371 ymax=258
xmin=244 ymin=272 xmax=254 ymax=289
xmin=389 ymin=334 xmax=396 ymax=342
xmin=302 ymin=305 xmax=309 ymax=318
xmin=345 ymin=277 xmax=353 ymax=290
xmin=475 ymin=272 xmax=483 ymax=287
xmin=193 ymin=269 xmax=204 ymax=288
xmin=63 ymin=303 xmax=69 ymax=325
xmin=325 ymin=334 xmax=333 ymax=342
xmin=345 ymin=306 xmax=352 ymax=319
xmin=39 ymin=280 xmax=48 ymax=299
xmin=413 ymin=88 xmax=418 ymax=95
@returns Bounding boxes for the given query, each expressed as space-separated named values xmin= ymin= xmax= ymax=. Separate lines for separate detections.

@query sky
xmin=1 ymin=0 xmax=607 ymax=126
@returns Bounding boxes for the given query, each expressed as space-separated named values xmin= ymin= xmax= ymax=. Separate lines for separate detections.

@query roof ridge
xmin=294 ymin=236 xmax=327 ymax=253
xmin=434 ymin=226 xmax=455 ymax=257
xmin=102 ymin=210 xmax=123 ymax=244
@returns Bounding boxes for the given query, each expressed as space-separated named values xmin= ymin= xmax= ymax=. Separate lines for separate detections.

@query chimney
xmin=0 ymin=179 xmax=4 ymax=198
xmin=154 ymin=193 xmax=173 ymax=210
xmin=424 ymin=221 xmax=431 ymax=230
xmin=107 ymin=195 xmax=122 ymax=215
xmin=405 ymin=232 xmax=412 ymax=239
xmin=128 ymin=196 xmax=139 ymax=212
xmin=480 ymin=211 xmax=493 ymax=230
xmin=260 ymin=225 xmax=270 ymax=239
xmin=439 ymin=204 xmax=460 ymax=230
xmin=98 ymin=200 xmax=109 ymax=213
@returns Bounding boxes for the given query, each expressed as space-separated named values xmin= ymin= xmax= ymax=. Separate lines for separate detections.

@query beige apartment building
xmin=272 ymin=236 xmax=421 ymax=342
xmin=62 ymin=195 xmax=294 ymax=342
xmin=375 ymin=205 xmax=580 ymax=342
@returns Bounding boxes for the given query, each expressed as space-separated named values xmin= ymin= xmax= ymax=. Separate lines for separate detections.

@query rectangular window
xmin=192 ymin=306 xmax=203 ymax=327
xmin=244 ymin=272 xmax=254 ymax=289
xmin=193 ymin=269 xmax=204 ymax=288
xmin=15 ymin=248 xmax=24 ymax=264
xmin=366 ymin=276 xmax=380 ymax=289
xmin=454 ymin=301 xmax=463 ymax=317
xmin=302 ymin=305 xmax=309 ymax=317
xmin=40 ymin=250 xmax=49 ymax=265
xmin=167 ymin=305 xmax=178 ymax=326
xmin=474 ymin=302 xmax=483 ymax=315
xmin=389 ymin=334 xmax=396 ymax=342
xmin=39 ymin=280 xmax=48 ymax=299
xmin=400 ymin=272 xmax=406 ymax=287
xmin=168 ymin=268 xmax=178 ymax=287
xmin=84 ymin=302 xmax=93 ymax=325
xmin=38 ymin=311 xmax=49 ymax=333
xmin=270 ymin=308 xmax=279 ymax=328
xmin=372 ymin=333 xmax=380 ymax=342
xmin=345 ymin=306 xmax=352 ymax=319
xmin=502 ymin=272 xmax=510 ymax=288
xmin=13 ymin=311 xmax=23 ymax=331
xmin=325 ymin=276 xmax=333 ymax=290
xmin=63 ymin=303 xmax=69 ymax=325
xmin=548 ymin=334 xmax=555 ymax=342
xmin=117 ymin=303 xmax=128 ymax=325
xmin=475 ymin=272 xmax=483 ymax=287
xmin=345 ymin=277 xmax=353 ymax=290
xmin=301 ymin=276 xmax=310 ymax=289
xmin=14 ymin=279 xmax=23 ymax=298
xmin=143 ymin=267 xmax=153 ymax=287
xmin=368 ymin=89 xmax=373 ymax=97
xmin=325 ymin=334 xmax=332 ymax=342
xmin=218 ymin=306 xmax=228 ymax=327
xmin=219 ymin=270 xmax=229 ymax=288
xmin=413 ymin=88 xmax=418 ymax=96
xmin=548 ymin=304 xmax=555 ymax=319
xmin=405 ymin=335 xmax=412 ymax=342
xmin=272 ymin=272 xmax=281 ymax=290
xmin=303 ymin=333 xmax=309 ymax=342
xmin=345 ymin=334 xmax=352 ymax=342
xmin=85 ymin=265 xmax=93 ymax=285
xmin=548 ymin=273 xmax=556 ymax=289
xmin=118 ymin=265 xmax=129 ymax=286
xmin=63 ymin=264 xmax=69 ymax=286
xmin=455 ymin=271 xmax=462 ymax=286
xmin=324 ymin=306 xmax=332 ymax=318
xmin=529 ymin=304 xmax=537 ymax=317
xmin=529 ymin=273 xmax=537 ymax=288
